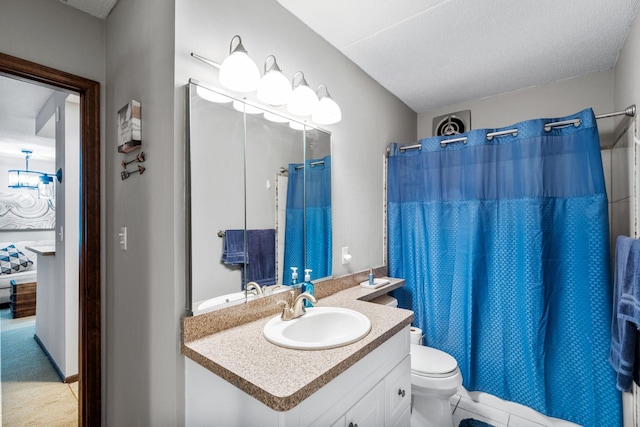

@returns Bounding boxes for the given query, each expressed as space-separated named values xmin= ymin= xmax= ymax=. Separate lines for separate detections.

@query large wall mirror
xmin=187 ymin=81 xmax=332 ymax=315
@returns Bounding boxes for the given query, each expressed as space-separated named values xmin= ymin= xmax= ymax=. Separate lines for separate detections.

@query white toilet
xmin=370 ymin=294 xmax=463 ymax=427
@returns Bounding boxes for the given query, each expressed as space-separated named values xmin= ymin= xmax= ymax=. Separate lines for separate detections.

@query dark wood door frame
xmin=0 ymin=52 xmax=101 ymax=426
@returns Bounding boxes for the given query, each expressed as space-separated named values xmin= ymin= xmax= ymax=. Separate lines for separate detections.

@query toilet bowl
xmin=371 ymin=293 xmax=463 ymax=427
xmin=410 ymin=344 xmax=462 ymax=427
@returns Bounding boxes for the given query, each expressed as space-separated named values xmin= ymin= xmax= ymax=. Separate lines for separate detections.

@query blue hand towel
xmin=221 ymin=229 xmax=245 ymax=265
xmin=242 ymin=229 xmax=276 ymax=287
xmin=610 ymin=235 xmax=640 ymax=391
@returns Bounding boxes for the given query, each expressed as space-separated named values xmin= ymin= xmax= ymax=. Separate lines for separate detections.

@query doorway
xmin=0 ymin=52 xmax=101 ymax=425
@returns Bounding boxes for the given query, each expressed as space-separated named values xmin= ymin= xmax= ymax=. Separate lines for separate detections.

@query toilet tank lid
xmin=410 ymin=344 xmax=458 ymax=376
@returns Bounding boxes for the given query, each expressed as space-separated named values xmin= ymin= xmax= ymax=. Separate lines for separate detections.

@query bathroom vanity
xmin=182 ymin=276 xmax=413 ymax=426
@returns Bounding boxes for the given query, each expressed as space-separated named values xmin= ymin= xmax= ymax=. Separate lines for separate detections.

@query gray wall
xmin=614 ymin=2 xmax=640 ymax=241
xmin=104 ymin=0 xmax=180 ymax=425
xmin=0 ymin=0 xmax=105 ymax=82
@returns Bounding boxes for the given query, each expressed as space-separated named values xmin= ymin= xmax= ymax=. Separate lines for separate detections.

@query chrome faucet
xmin=246 ymin=282 xmax=264 ymax=295
xmin=278 ymin=291 xmax=317 ymax=320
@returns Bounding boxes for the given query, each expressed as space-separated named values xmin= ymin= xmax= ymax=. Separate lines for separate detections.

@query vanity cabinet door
xmin=345 ymin=380 xmax=385 ymax=427
xmin=329 ymin=415 xmax=346 ymax=427
xmin=385 ymin=355 xmax=411 ymax=426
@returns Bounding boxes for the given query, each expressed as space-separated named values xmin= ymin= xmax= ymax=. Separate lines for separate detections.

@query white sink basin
xmin=263 ymin=307 xmax=371 ymax=350
xmin=194 ymin=291 xmax=257 ymax=314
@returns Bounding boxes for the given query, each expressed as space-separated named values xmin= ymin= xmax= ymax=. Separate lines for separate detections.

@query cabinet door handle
xmin=398 ymin=388 xmax=406 ymax=397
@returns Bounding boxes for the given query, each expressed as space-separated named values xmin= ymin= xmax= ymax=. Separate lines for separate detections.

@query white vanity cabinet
xmin=330 ymin=381 xmax=384 ymax=427
xmin=185 ymin=326 xmax=411 ymax=427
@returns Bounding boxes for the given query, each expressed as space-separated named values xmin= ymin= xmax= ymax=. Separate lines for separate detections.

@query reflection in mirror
xmin=303 ymin=129 xmax=332 ymax=283
xmin=187 ymin=81 xmax=332 ymax=314
xmin=281 ymin=129 xmax=332 ymax=286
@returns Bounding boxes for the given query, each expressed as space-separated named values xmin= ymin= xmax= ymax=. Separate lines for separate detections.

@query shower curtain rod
xmin=294 ymin=160 xmax=325 ymax=170
xmin=394 ymin=105 xmax=636 ymax=152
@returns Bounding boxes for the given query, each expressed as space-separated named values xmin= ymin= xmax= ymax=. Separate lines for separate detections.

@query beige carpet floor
xmin=1 ymin=308 xmax=78 ymax=426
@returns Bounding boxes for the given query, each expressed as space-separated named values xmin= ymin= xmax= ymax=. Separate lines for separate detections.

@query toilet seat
xmin=410 ymin=344 xmax=458 ymax=378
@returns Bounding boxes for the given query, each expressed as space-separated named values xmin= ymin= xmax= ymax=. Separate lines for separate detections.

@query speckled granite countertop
xmin=182 ymin=274 xmax=413 ymax=411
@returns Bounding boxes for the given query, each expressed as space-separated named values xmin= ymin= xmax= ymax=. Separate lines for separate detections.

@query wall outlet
xmin=341 ymin=247 xmax=352 ymax=265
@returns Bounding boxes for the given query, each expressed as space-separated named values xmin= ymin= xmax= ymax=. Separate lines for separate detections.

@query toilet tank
xmin=370 ymin=294 xmax=398 ymax=307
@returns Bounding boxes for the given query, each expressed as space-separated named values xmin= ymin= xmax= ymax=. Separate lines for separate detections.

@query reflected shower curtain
xmin=388 ymin=108 xmax=621 ymax=426
xmin=305 ymin=155 xmax=332 ymax=279
xmin=283 ymin=163 xmax=304 ymax=285
xmin=283 ymin=156 xmax=332 ymax=284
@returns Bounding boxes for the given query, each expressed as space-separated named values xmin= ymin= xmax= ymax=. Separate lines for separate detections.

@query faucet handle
xmin=277 ymin=300 xmax=289 ymax=309
xmin=277 ymin=291 xmax=296 ymax=320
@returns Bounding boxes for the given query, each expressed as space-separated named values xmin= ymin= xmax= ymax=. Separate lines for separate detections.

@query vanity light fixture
xmin=219 ymin=35 xmax=261 ymax=93
xmin=312 ymin=85 xmax=342 ymax=125
xmin=287 ymin=71 xmax=318 ymax=116
xmin=257 ymin=55 xmax=292 ymax=106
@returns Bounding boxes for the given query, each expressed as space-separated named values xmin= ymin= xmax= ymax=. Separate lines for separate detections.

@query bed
xmin=0 ymin=240 xmax=53 ymax=305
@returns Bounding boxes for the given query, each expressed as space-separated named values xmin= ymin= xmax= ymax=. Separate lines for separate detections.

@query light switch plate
xmin=119 ymin=227 xmax=127 ymax=250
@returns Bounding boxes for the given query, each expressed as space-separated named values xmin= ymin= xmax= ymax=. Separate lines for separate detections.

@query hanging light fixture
xmin=8 ymin=150 xmax=42 ymax=190
xmin=312 ymin=85 xmax=342 ymax=125
xmin=287 ymin=71 xmax=318 ymax=116
xmin=218 ymin=35 xmax=260 ymax=93
xmin=7 ymin=150 xmax=61 ymax=198
xmin=256 ymin=55 xmax=292 ymax=106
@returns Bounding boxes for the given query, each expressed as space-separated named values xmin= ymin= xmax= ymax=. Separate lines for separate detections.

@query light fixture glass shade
xmin=219 ymin=35 xmax=260 ymax=93
xmin=289 ymin=120 xmax=306 ymax=131
xmin=312 ymin=95 xmax=342 ymax=125
xmin=196 ymin=85 xmax=232 ymax=104
xmin=263 ymin=111 xmax=289 ymax=123
xmin=8 ymin=170 xmax=42 ymax=189
xmin=257 ymin=55 xmax=292 ymax=106
xmin=287 ymin=72 xmax=318 ymax=116
xmin=38 ymin=175 xmax=54 ymax=199
xmin=232 ymin=100 xmax=263 ymax=115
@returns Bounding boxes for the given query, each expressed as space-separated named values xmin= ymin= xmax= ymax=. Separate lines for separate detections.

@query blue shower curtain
xmin=283 ymin=162 xmax=304 ymax=285
xmin=283 ymin=156 xmax=332 ymax=284
xmin=388 ymin=108 xmax=621 ymax=426
xmin=305 ymin=155 xmax=332 ymax=280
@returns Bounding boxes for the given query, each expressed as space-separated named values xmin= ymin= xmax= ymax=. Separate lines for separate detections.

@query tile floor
xmin=450 ymin=389 xmax=581 ymax=427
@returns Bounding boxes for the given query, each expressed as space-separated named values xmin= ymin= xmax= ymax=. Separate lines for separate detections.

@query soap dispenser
xmin=290 ymin=267 xmax=298 ymax=286
xmin=301 ymin=269 xmax=314 ymax=307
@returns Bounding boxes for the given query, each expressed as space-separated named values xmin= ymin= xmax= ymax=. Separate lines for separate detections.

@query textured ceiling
xmin=277 ymin=0 xmax=640 ymax=113
xmin=58 ymin=0 xmax=118 ymax=19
